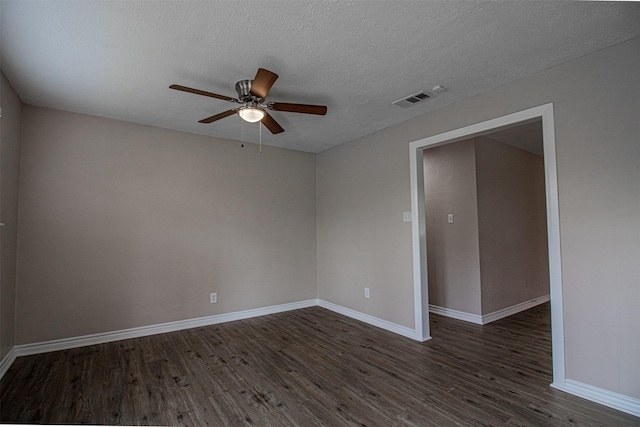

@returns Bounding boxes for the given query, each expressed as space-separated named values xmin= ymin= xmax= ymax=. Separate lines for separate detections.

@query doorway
xmin=408 ymin=103 xmax=565 ymax=387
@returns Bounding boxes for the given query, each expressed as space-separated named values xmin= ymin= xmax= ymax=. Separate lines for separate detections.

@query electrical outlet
xmin=365 ymin=288 xmax=370 ymax=298
xmin=210 ymin=292 xmax=217 ymax=304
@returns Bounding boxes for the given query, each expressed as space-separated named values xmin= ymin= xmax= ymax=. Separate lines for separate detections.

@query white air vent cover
xmin=392 ymin=91 xmax=433 ymax=108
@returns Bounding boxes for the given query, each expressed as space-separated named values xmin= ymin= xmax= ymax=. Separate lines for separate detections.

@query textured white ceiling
xmin=1 ymin=1 xmax=638 ymax=153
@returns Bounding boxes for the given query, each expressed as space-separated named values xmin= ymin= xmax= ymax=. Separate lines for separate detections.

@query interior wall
xmin=475 ymin=136 xmax=549 ymax=314
xmin=15 ymin=107 xmax=317 ymax=344
xmin=423 ymin=135 xmax=548 ymax=318
xmin=423 ymin=139 xmax=482 ymax=315
xmin=316 ymin=37 xmax=639 ymax=399
xmin=0 ymin=72 xmax=22 ymax=361
xmin=316 ymin=125 xmax=415 ymax=328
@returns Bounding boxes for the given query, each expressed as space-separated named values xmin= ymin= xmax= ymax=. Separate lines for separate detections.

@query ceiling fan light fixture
xmin=170 ymin=67 xmax=327 ymax=134
xmin=238 ymin=107 xmax=265 ymax=123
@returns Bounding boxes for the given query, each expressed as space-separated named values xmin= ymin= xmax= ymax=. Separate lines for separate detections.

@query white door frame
xmin=408 ymin=103 xmax=565 ymax=387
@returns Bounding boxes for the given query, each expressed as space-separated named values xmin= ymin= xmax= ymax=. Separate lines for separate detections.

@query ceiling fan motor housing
xmin=235 ymin=79 xmax=256 ymax=102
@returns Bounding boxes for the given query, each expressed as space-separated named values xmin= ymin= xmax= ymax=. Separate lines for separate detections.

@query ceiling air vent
xmin=392 ymin=91 xmax=432 ymax=108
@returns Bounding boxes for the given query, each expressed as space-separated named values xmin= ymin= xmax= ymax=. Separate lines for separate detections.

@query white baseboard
xmin=429 ymin=295 xmax=550 ymax=326
xmin=2 ymin=299 xmax=417 ymax=381
xmin=552 ymin=379 xmax=640 ymax=418
xmin=14 ymin=299 xmax=317 ymax=358
xmin=481 ymin=294 xmax=550 ymax=324
xmin=0 ymin=346 xmax=17 ymax=379
xmin=428 ymin=305 xmax=483 ymax=324
xmin=317 ymin=299 xmax=417 ymax=340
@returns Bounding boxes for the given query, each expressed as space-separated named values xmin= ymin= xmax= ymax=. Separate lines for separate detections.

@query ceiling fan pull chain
xmin=259 ymin=121 xmax=262 ymax=154
xmin=241 ymin=120 xmax=244 ymax=148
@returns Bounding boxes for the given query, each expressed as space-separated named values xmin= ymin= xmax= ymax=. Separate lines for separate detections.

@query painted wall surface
xmin=16 ymin=107 xmax=317 ymax=344
xmin=423 ymin=139 xmax=482 ymax=315
xmin=475 ymin=136 xmax=549 ymax=314
xmin=316 ymin=125 xmax=415 ymax=328
xmin=0 ymin=73 xmax=22 ymax=361
xmin=316 ymin=38 xmax=639 ymax=399
xmin=423 ymin=136 xmax=548 ymax=317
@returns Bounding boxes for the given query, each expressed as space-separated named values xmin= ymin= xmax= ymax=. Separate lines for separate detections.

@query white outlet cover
xmin=403 ymin=211 xmax=412 ymax=222
xmin=210 ymin=292 xmax=217 ymax=303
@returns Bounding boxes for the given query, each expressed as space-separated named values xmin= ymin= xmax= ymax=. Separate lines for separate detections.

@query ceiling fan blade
xmin=261 ymin=112 xmax=285 ymax=134
xmin=250 ymin=68 xmax=279 ymax=99
xmin=198 ymin=109 xmax=237 ymax=124
xmin=270 ymin=102 xmax=327 ymax=115
xmin=170 ymin=84 xmax=236 ymax=102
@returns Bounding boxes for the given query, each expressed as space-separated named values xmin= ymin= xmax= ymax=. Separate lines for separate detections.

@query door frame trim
xmin=408 ymin=103 xmax=565 ymax=386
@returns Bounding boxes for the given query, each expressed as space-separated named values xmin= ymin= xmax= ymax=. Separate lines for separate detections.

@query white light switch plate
xmin=403 ymin=211 xmax=412 ymax=222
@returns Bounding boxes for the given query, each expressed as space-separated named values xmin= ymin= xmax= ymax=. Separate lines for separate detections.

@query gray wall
xmin=0 ymin=73 xmax=22 ymax=361
xmin=475 ymin=136 xmax=549 ymax=314
xmin=423 ymin=136 xmax=548 ymax=317
xmin=423 ymin=139 xmax=482 ymax=315
xmin=316 ymin=125 xmax=416 ymax=328
xmin=317 ymin=38 xmax=639 ymax=399
xmin=15 ymin=107 xmax=317 ymax=344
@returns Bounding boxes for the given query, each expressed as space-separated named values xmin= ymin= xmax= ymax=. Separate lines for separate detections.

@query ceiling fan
xmin=170 ymin=68 xmax=327 ymax=134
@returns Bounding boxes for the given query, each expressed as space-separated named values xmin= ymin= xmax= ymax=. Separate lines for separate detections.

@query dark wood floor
xmin=2 ymin=303 xmax=639 ymax=426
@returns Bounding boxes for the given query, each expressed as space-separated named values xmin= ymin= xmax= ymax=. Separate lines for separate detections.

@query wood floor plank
xmin=2 ymin=303 xmax=639 ymax=426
